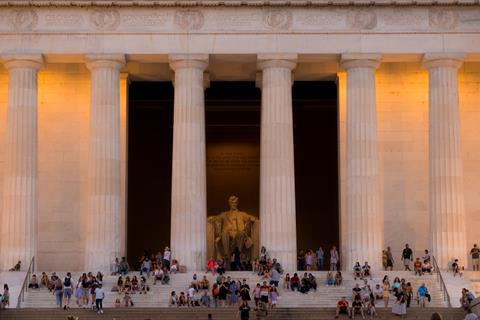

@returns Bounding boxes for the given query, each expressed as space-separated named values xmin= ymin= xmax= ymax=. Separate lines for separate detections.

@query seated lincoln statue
xmin=208 ymin=195 xmax=258 ymax=261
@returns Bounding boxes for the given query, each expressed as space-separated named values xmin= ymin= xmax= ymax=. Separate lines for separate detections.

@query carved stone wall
xmin=0 ymin=7 xmax=478 ymax=34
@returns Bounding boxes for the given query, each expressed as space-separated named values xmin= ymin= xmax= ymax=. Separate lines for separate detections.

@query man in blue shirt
xmin=316 ymin=247 xmax=324 ymax=270
xmin=417 ymin=283 xmax=429 ymax=307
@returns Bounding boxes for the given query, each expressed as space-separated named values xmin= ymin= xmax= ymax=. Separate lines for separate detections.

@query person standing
xmin=95 ymin=283 xmax=105 ymax=314
xmin=305 ymin=250 xmax=313 ymax=271
xmin=63 ymin=272 xmax=73 ymax=310
xmin=163 ymin=246 xmax=171 ymax=269
xmin=141 ymin=257 xmax=151 ymax=277
xmin=316 ymin=247 xmax=324 ymax=270
xmin=53 ymin=278 xmax=63 ymax=308
xmin=2 ymin=284 xmax=10 ymax=308
xmin=470 ymin=244 xmax=480 ymax=271
xmin=386 ymin=246 xmax=394 ymax=270
xmin=401 ymin=244 xmax=413 ymax=271
xmin=330 ymin=246 xmax=339 ymax=271
xmin=239 ymin=300 xmax=251 ymax=320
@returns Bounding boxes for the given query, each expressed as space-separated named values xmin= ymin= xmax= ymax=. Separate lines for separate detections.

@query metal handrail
xmin=432 ymin=255 xmax=452 ymax=307
xmin=16 ymin=256 xmax=35 ymax=308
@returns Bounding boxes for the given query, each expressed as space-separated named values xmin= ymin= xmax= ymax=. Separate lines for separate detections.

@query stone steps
xmin=20 ymin=270 xmax=448 ymax=308
xmin=465 ymin=271 xmax=480 ymax=296
xmin=0 ymin=307 xmax=467 ymax=320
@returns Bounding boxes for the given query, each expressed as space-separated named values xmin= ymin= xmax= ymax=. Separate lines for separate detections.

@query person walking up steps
xmin=53 ymin=278 xmax=63 ymax=308
xmin=63 ymin=272 xmax=73 ymax=309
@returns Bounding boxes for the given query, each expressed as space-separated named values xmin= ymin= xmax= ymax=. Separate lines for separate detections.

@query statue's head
xmin=228 ymin=195 xmax=239 ymax=209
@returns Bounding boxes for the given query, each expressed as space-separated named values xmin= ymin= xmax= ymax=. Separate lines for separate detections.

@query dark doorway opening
xmin=127 ymin=80 xmax=339 ymax=268
xmin=127 ymin=82 xmax=173 ymax=265
xmin=293 ymin=81 xmax=339 ymax=269
xmin=205 ymin=82 xmax=261 ymax=220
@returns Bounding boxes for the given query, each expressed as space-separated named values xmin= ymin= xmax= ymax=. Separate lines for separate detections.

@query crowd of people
xmin=334 ymin=273 xmax=433 ymax=319
xmin=2 ymin=242 xmax=480 ymax=320
xmin=296 ymin=246 xmax=340 ymax=271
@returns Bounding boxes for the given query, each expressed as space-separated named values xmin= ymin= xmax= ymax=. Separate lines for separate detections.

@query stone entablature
xmin=0 ymin=0 xmax=479 ymax=7
xmin=0 ymin=6 xmax=478 ymax=57
xmin=0 ymin=6 xmax=479 ymax=34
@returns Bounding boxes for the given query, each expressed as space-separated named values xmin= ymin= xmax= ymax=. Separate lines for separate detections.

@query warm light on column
xmin=169 ymin=54 xmax=209 ymax=272
xmin=258 ymin=53 xmax=297 ymax=272
xmin=85 ymin=54 xmax=125 ymax=272
xmin=340 ymin=53 xmax=383 ymax=270
xmin=0 ymin=54 xmax=43 ymax=271
xmin=423 ymin=53 xmax=467 ymax=269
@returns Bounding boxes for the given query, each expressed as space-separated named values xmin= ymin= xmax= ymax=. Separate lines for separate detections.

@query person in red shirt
xmin=335 ymin=296 xmax=351 ymax=319
xmin=290 ymin=273 xmax=300 ymax=291
xmin=206 ymin=257 xmax=216 ymax=275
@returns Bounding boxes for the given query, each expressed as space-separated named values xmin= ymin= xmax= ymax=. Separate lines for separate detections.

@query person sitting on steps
xmin=353 ymin=262 xmax=362 ymax=280
xmin=335 ymin=296 xmax=351 ymax=319
xmin=8 ymin=261 xmax=21 ymax=271
xmin=362 ymin=261 xmax=372 ymax=280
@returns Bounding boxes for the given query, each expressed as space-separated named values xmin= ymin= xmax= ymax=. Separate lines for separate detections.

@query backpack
xmin=64 ymin=277 xmax=71 ymax=287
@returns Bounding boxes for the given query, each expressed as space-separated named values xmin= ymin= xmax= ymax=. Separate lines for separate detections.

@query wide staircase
xmin=0 ymin=307 xmax=467 ymax=319
xmin=19 ymin=270 xmax=446 ymax=308
xmin=1 ymin=269 xmax=468 ymax=319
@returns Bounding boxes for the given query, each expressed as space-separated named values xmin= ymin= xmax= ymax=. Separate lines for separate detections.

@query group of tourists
xmin=382 ymin=244 xmax=434 ymax=273
xmin=383 ymin=243 xmax=480 ymax=275
xmin=297 ymin=246 xmax=340 ymax=271
xmin=335 ymin=276 xmax=432 ymax=319
xmin=115 ymin=246 xmax=175 ymax=276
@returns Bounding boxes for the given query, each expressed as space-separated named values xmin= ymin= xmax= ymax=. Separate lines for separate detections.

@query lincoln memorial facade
xmin=0 ymin=0 xmax=479 ymax=273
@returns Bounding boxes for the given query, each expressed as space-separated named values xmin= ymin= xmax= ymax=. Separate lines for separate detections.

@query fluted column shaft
xmin=341 ymin=54 xmax=383 ymax=270
xmin=0 ymin=55 xmax=43 ymax=271
xmin=258 ymin=54 xmax=297 ymax=272
xmin=169 ymin=54 xmax=208 ymax=271
xmin=423 ymin=53 xmax=467 ymax=269
xmin=85 ymin=54 xmax=125 ymax=272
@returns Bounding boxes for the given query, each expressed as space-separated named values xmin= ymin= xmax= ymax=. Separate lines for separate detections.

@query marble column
xmin=169 ymin=54 xmax=208 ymax=271
xmin=0 ymin=54 xmax=43 ymax=271
xmin=423 ymin=53 xmax=467 ymax=269
xmin=340 ymin=54 xmax=383 ymax=270
xmin=257 ymin=54 xmax=297 ymax=272
xmin=85 ymin=54 xmax=125 ymax=272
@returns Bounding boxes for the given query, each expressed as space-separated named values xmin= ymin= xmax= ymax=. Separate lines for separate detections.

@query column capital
xmin=257 ymin=53 xmax=297 ymax=71
xmin=340 ymin=53 xmax=382 ymax=70
xmin=85 ymin=54 xmax=125 ymax=71
xmin=422 ymin=53 xmax=465 ymax=69
xmin=168 ymin=54 xmax=209 ymax=71
xmin=1 ymin=54 xmax=44 ymax=70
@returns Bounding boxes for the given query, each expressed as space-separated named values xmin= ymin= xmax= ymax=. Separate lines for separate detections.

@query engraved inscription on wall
xmin=45 ymin=13 xmax=84 ymax=26
xmin=208 ymin=152 xmax=259 ymax=171
xmin=0 ymin=7 xmax=478 ymax=34
xmin=121 ymin=12 xmax=169 ymax=27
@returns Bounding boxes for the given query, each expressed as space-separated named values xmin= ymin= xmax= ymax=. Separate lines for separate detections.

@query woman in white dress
xmin=392 ymin=293 xmax=407 ymax=318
